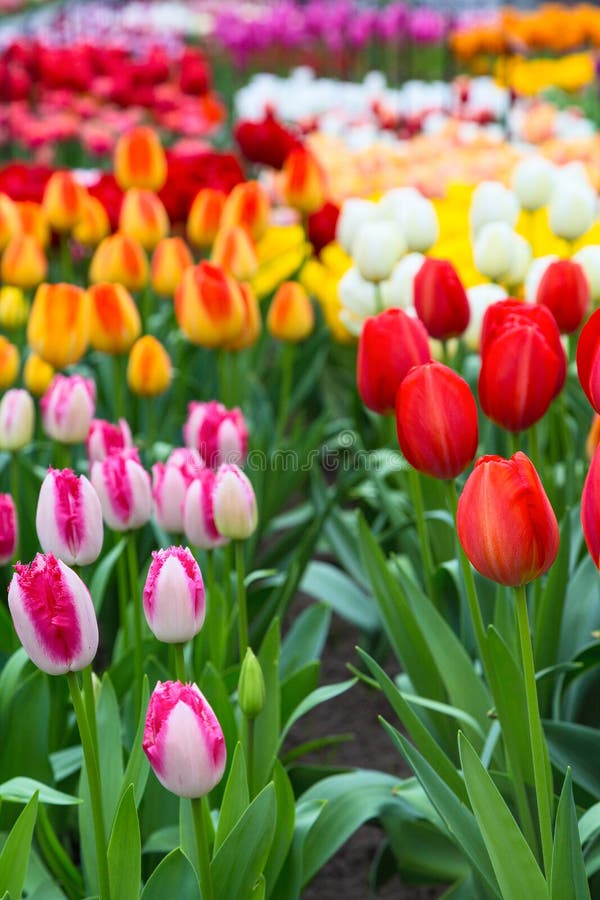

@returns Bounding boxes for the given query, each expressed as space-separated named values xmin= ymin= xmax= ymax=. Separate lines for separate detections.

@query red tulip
xmin=457 ymin=452 xmax=559 ymax=586
xmin=357 ymin=309 xmax=431 ymax=414
xmin=395 ymin=362 xmax=478 ymax=479
xmin=308 ymin=202 xmax=340 ymax=256
xmin=479 ymin=300 xmax=566 ymax=432
xmin=234 ymin=110 xmax=300 ymax=170
xmin=413 ymin=258 xmax=470 ymax=340
xmin=582 ymin=444 xmax=600 ymax=567
xmin=577 ymin=308 xmax=600 ymax=413
xmin=536 ymin=259 xmax=590 ymax=334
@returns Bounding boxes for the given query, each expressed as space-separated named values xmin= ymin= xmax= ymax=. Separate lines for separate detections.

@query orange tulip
xmin=42 ymin=171 xmax=86 ymax=232
xmin=0 ymin=336 xmax=19 ymax=389
xmin=211 ymin=225 xmax=259 ymax=281
xmin=73 ymin=194 xmax=110 ymax=247
xmin=114 ymin=127 xmax=167 ymax=192
xmin=27 ymin=283 xmax=90 ymax=369
xmin=127 ymin=335 xmax=172 ymax=396
xmin=187 ymin=188 xmax=226 ymax=248
xmin=0 ymin=193 xmax=21 ymax=251
xmin=221 ymin=182 xmax=269 ymax=241
xmin=88 ymin=283 xmax=141 ymax=354
xmin=119 ymin=189 xmax=169 ymax=251
xmin=17 ymin=201 xmax=49 ymax=248
xmin=151 ymin=237 xmax=193 ymax=297
xmin=226 ymin=283 xmax=262 ymax=351
xmin=24 ymin=352 xmax=54 ymax=396
xmin=1 ymin=234 xmax=47 ymax=289
xmin=267 ymin=282 xmax=315 ymax=342
xmin=89 ymin=233 xmax=149 ymax=291
xmin=175 ymin=261 xmax=245 ymax=348
xmin=282 ymin=147 xmax=327 ymax=215
xmin=587 ymin=414 xmax=600 ymax=460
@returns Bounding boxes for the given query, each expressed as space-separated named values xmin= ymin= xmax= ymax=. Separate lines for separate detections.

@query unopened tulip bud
xmin=119 ymin=189 xmax=169 ymax=251
xmin=27 ymin=283 xmax=90 ymax=369
xmin=183 ymin=401 xmax=248 ymax=468
xmin=89 ymin=233 xmax=148 ymax=292
xmin=413 ymin=258 xmax=470 ymax=340
xmin=152 ymin=448 xmax=204 ymax=533
xmin=0 ymin=337 xmax=19 ymax=389
xmin=151 ymin=237 xmax=193 ymax=297
xmin=72 ymin=194 xmax=110 ymax=247
xmin=36 ymin=469 xmax=103 ymax=566
xmin=17 ymin=201 xmax=49 ymax=248
xmin=187 ymin=188 xmax=226 ymax=248
xmin=42 ymin=172 xmax=85 ymax=233
xmin=115 ymin=127 xmax=167 ymax=192
xmin=549 ymin=183 xmax=596 ymax=242
xmin=0 ymin=389 xmax=34 ymax=451
xmin=41 ymin=375 xmax=96 ymax=444
xmin=175 ymin=262 xmax=245 ymax=349
xmin=143 ymin=546 xmax=205 ymax=643
xmin=282 ymin=147 xmax=327 ymax=215
xmin=213 ymin=464 xmax=257 ymax=540
xmin=23 ymin=353 xmax=54 ymax=397
xmin=88 ymin=283 xmax=141 ymax=354
xmin=8 ymin=553 xmax=99 ymax=675
xmin=91 ymin=449 xmax=152 ymax=531
xmin=143 ymin=680 xmax=226 ymax=798
xmin=0 ymin=494 xmax=18 ymax=564
xmin=238 ymin=647 xmax=265 ymax=719
xmin=353 ymin=221 xmax=405 ymax=283
xmin=183 ymin=470 xmax=228 ymax=550
xmin=473 ymin=222 xmax=517 ymax=283
xmin=86 ymin=418 xmax=133 ymax=465
xmin=0 ymin=286 xmax=28 ymax=330
xmin=127 ymin=336 xmax=172 ymax=397
xmin=469 ymin=181 xmax=519 ymax=234
xmin=1 ymin=234 xmax=47 ymax=289
xmin=225 ymin=283 xmax=262 ymax=351
xmin=221 ymin=181 xmax=269 ymax=241
xmin=336 ymin=198 xmax=378 ymax=255
xmin=512 ymin=157 xmax=556 ymax=212
xmin=211 ymin=225 xmax=259 ymax=281
xmin=268 ymin=282 xmax=314 ymax=342
xmin=535 ymin=259 xmax=590 ymax=334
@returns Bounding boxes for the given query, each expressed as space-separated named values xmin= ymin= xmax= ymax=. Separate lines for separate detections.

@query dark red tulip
xmin=577 ymin=307 xmax=600 ymax=413
xmin=357 ymin=308 xmax=431 ymax=415
xmin=457 ymin=452 xmax=559 ymax=586
xmin=582 ymin=444 xmax=600 ymax=567
xmin=395 ymin=362 xmax=478 ymax=479
xmin=413 ymin=257 xmax=470 ymax=340
xmin=307 ymin=202 xmax=340 ymax=256
xmin=536 ymin=259 xmax=590 ymax=334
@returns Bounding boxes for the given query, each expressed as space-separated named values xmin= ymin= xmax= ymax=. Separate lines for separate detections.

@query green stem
xmin=217 ymin=349 xmax=230 ymax=408
xmin=81 ymin=665 xmax=98 ymax=759
xmin=60 ymin=234 xmax=74 ymax=284
xmin=126 ymin=534 xmax=143 ymax=714
xmin=528 ymin=423 xmax=540 ymax=476
xmin=408 ymin=467 xmax=435 ymax=603
xmin=66 ymin=672 xmax=111 ymax=900
xmin=112 ymin=355 xmax=125 ymax=420
xmin=559 ymin=392 xmax=575 ymax=508
xmin=205 ymin=550 xmax=221 ymax=671
xmin=509 ymin=431 xmax=521 ymax=456
xmin=54 ymin=443 xmax=72 ymax=470
xmin=235 ymin=542 xmax=248 ymax=661
xmin=141 ymin=283 xmax=152 ymax=334
xmin=174 ymin=643 xmax=187 ymax=682
xmin=115 ymin=534 xmax=130 ymax=648
xmin=514 ymin=585 xmax=554 ymax=875
xmin=275 ymin=343 xmax=294 ymax=443
xmin=9 ymin=453 xmax=19 ymax=561
xmin=191 ymin=796 xmax=214 ymax=900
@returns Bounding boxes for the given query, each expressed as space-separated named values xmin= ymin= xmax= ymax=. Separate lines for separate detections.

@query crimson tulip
xmin=582 ymin=444 xmax=600 ymax=567
xmin=536 ymin=259 xmax=590 ymax=334
xmin=413 ymin=258 xmax=470 ymax=340
xmin=577 ymin=308 xmax=600 ymax=413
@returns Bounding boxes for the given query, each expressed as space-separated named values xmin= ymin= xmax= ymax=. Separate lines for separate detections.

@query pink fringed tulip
xmin=143 ymin=680 xmax=226 ymax=798
xmin=91 ymin=449 xmax=152 ymax=531
xmin=152 ymin=448 xmax=205 ymax=534
xmin=143 ymin=546 xmax=205 ymax=642
xmin=182 ymin=470 xmax=227 ymax=550
xmin=183 ymin=401 xmax=248 ymax=468
xmin=8 ymin=553 xmax=99 ymax=675
xmin=36 ymin=469 xmax=103 ymax=566
xmin=0 ymin=494 xmax=17 ymax=564
xmin=41 ymin=375 xmax=96 ymax=444
xmin=0 ymin=389 xmax=35 ymax=451
xmin=213 ymin=465 xmax=258 ymax=540
xmin=87 ymin=418 xmax=133 ymax=465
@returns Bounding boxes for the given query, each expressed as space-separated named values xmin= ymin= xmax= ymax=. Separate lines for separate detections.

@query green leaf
xmin=214 ymin=743 xmax=249 ymax=854
xmin=300 ymin=561 xmax=378 ymax=632
xmin=253 ymin=620 xmax=281 ymax=792
xmin=398 ymin=692 xmax=484 ymax=738
xmin=579 ymin=802 xmax=600 ymax=845
xmin=280 ymin=604 xmax=331 ymax=679
xmin=0 ymin=791 xmax=39 ymax=899
xmin=544 ymin=720 xmax=600 ymax=798
xmin=50 ymin=746 xmax=82 ymax=783
xmin=280 ymin=663 xmax=320 ymax=727
xmin=89 ymin=538 xmax=127 ymax=614
xmin=535 ymin=513 xmax=571 ymax=709
xmin=263 ymin=761 xmax=295 ymax=893
xmin=270 ymin=799 xmax=324 ymax=900
xmin=550 ymin=770 xmax=591 ymax=900
xmin=459 ymin=733 xmax=547 ymax=900
xmin=120 ymin=676 xmax=150 ymax=808
xmin=277 ymin=679 xmax=356 ymax=750
xmin=141 ymin=849 xmax=200 ymax=900
xmin=211 ymin=783 xmax=277 ymax=900
xmin=142 ymin=826 xmax=179 ymax=855
xmin=97 ymin=674 xmax=124 ymax=828
xmin=108 ymin=785 xmax=141 ymax=900
xmin=0 ymin=777 xmax=81 ymax=806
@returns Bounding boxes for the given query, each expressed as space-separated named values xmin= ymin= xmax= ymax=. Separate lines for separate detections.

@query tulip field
xmin=5 ymin=2 xmax=600 ymax=899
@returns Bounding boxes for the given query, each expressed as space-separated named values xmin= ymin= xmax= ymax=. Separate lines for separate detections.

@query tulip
xmin=72 ymin=194 xmax=110 ymax=247
xmin=27 ymin=283 xmax=90 ymax=369
xmin=469 ymin=181 xmax=519 ymax=234
xmin=549 ymin=183 xmax=596 ymax=242
xmin=187 ymin=188 xmax=226 ymax=248
xmin=220 ymin=181 xmax=269 ymax=241
xmin=525 ymin=255 xmax=558 ymax=305
xmin=382 ymin=191 xmax=439 ymax=253
xmin=380 ymin=253 xmax=425 ymax=310
xmin=0 ymin=192 xmax=21 ymax=251
xmin=89 ymin=233 xmax=148 ymax=292
xmin=1 ymin=234 xmax=47 ymax=289
xmin=175 ymin=262 xmax=245 ymax=349
xmin=574 ymin=246 xmax=600 ymax=303
xmin=336 ymin=198 xmax=378 ymax=255
xmin=91 ymin=449 xmax=152 ymax=531
xmin=479 ymin=301 xmax=566 ymax=432
xmin=413 ymin=258 xmax=469 ymax=340
xmin=0 ymin=389 xmax=35 ymax=450
xmin=473 ymin=222 xmax=517 ymax=283
xmin=151 ymin=237 xmax=193 ymax=297
xmin=87 ymin=418 xmax=133 ymax=465
xmin=582 ymin=445 xmax=600 ymax=567
xmin=463 ymin=284 xmax=507 ymax=351
xmin=8 ymin=553 xmax=99 ymax=675
xmin=267 ymin=282 xmax=314 ymax=342
xmin=0 ymin=337 xmax=19 ymax=389
xmin=457 ymin=452 xmax=559 ymax=586
xmin=183 ymin=401 xmax=248 ymax=468
xmin=282 ymin=147 xmax=327 ymax=215
xmin=357 ymin=308 xmax=431 ymax=414
xmin=535 ymin=259 xmax=590 ymax=334
xmin=238 ymin=648 xmax=265 ymax=719
xmin=395 ymin=362 xmax=478 ymax=480
xmin=353 ymin=221 xmax=405 ymax=283
xmin=42 ymin=171 xmax=85 ymax=233
xmin=152 ymin=448 xmax=204 ymax=533
xmin=225 ymin=282 xmax=262 ymax=351
xmin=512 ymin=157 xmax=556 ymax=211
xmin=36 ymin=469 xmax=103 ymax=566
xmin=0 ymin=494 xmax=17 ymax=565
xmin=338 ymin=266 xmax=377 ymax=322
xmin=586 ymin=415 xmax=600 ymax=461
xmin=577 ymin=308 xmax=600 ymax=413
xmin=183 ymin=470 xmax=228 ymax=550
xmin=0 ymin=286 xmax=28 ymax=330
xmin=211 ymin=225 xmax=259 ymax=282
xmin=23 ymin=354 xmax=54 ymax=397
xmin=307 ymin=201 xmax=339 ymax=255
xmin=127 ymin=336 xmax=172 ymax=397
xmin=143 ymin=546 xmax=205 ymax=643
xmin=17 ymin=201 xmax=49 ymax=248
xmin=213 ymin=464 xmax=258 ymax=540
xmin=503 ymin=234 xmax=532 ymax=289
xmin=41 ymin=375 xmax=96 ymax=444
xmin=88 ymin=282 xmax=141 ymax=354
xmin=114 ymin=126 xmax=167 ymax=192
xmin=143 ymin=680 xmax=226 ymax=798
xmin=119 ymin=189 xmax=169 ymax=251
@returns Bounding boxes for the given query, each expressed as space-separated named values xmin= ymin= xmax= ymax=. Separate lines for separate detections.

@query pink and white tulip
xmin=36 ymin=469 xmax=104 ymax=566
xmin=91 ymin=449 xmax=152 ymax=531
xmin=152 ymin=448 xmax=204 ymax=534
xmin=182 ymin=469 xmax=228 ymax=550
xmin=213 ymin=464 xmax=258 ymax=540
xmin=87 ymin=418 xmax=133 ymax=465
xmin=183 ymin=401 xmax=248 ymax=468
xmin=143 ymin=546 xmax=205 ymax=643
xmin=0 ymin=389 xmax=35 ymax=451
xmin=41 ymin=375 xmax=96 ymax=444
xmin=0 ymin=494 xmax=17 ymax=564
xmin=143 ymin=680 xmax=226 ymax=798
xmin=8 ymin=553 xmax=99 ymax=675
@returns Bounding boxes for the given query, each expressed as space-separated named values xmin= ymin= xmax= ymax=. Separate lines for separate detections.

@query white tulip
xmin=524 ymin=255 xmax=559 ymax=303
xmin=504 ymin=234 xmax=532 ymax=287
xmin=352 ymin=220 xmax=405 ymax=282
xmin=339 ymin=309 xmax=366 ymax=336
xmin=473 ymin=222 xmax=517 ymax=282
xmin=470 ymin=181 xmax=519 ymax=234
xmin=464 ymin=283 xmax=508 ymax=350
xmin=549 ymin=183 xmax=596 ymax=241
xmin=574 ymin=245 xmax=600 ymax=302
xmin=338 ymin=266 xmax=377 ymax=316
xmin=336 ymin=198 xmax=379 ymax=255
xmin=378 ymin=187 xmax=422 ymax=220
xmin=379 ymin=190 xmax=438 ymax=252
xmin=380 ymin=253 xmax=425 ymax=309
xmin=512 ymin=156 xmax=556 ymax=211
